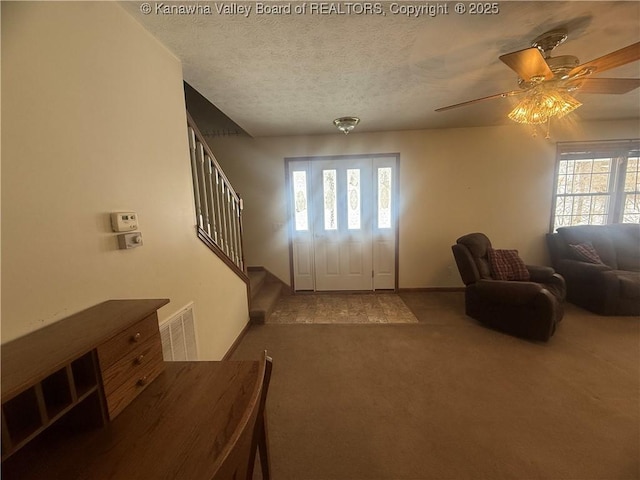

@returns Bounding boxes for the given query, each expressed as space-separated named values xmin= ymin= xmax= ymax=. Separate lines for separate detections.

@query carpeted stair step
xmin=249 ymin=282 xmax=282 ymax=324
xmin=248 ymin=269 xmax=267 ymax=300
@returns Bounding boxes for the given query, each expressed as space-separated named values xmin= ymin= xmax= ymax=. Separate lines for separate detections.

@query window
xmin=623 ymin=154 xmax=640 ymax=223
xmin=551 ymin=140 xmax=640 ymax=231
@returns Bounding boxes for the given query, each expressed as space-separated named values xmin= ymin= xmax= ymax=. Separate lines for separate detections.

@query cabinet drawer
xmin=101 ymin=337 xmax=163 ymax=395
xmin=97 ymin=314 xmax=160 ymax=369
xmin=103 ymin=340 xmax=165 ymax=419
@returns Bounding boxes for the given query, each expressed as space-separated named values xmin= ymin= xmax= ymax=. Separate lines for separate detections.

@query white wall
xmin=209 ymin=119 xmax=639 ymax=288
xmin=1 ymin=2 xmax=249 ymax=359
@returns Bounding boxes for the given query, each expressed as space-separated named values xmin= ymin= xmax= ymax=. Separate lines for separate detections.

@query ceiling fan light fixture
xmin=435 ymin=31 xmax=639 ymax=132
xmin=333 ymin=116 xmax=360 ymax=135
xmin=508 ymin=86 xmax=581 ymax=125
xmin=555 ymin=91 xmax=582 ymax=118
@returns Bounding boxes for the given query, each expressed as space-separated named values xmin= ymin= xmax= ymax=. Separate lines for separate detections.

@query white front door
xmin=312 ymin=158 xmax=373 ymax=290
xmin=289 ymin=156 xmax=397 ymax=291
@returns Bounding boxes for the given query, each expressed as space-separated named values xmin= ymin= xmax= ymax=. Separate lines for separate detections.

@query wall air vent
xmin=159 ymin=302 xmax=198 ymax=361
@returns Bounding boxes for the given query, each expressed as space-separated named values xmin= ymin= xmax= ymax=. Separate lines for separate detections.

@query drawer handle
xmin=131 ymin=332 xmax=142 ymax=343
xmin=137 ymin=376 xmax=148 ymax=387
xmin=134 ymin=354 xmax=145 ymax=365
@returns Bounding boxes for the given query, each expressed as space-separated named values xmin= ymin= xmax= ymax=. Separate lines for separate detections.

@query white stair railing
xmin=187 ymin=112 xmax=245 ymax=276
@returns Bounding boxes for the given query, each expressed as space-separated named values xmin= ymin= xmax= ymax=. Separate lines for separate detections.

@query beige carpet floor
xmin=232 ymin=291 xmax=640 ymax=480
xmin=267 ymin=293 xmax=418 ymax=324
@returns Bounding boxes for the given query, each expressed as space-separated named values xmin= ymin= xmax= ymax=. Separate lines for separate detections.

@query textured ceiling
xmin=121 ymin=1 xmax=640 ymax=137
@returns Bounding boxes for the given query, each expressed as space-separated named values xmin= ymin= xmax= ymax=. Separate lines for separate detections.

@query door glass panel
xmin=292 ymin=171 xmax=309 ymax=231
xmin=347 ymin=169 xmax=361 ymax=230
xmin=378 ymin=167 xmax=392 ymax=229
xmin=323 ymin=169 xmax=337 ymax=230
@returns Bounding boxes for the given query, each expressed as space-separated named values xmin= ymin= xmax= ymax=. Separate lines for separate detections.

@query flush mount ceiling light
xmin=333 ymin=116 xmax=360 ymax=135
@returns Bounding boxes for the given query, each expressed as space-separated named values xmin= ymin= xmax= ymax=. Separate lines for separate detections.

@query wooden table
xmin=2 ymin=361 xmax=262 ymax=479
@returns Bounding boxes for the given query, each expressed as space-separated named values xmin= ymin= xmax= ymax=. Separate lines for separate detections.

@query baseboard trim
xmin=222 ymin=320 xmax=252 ymax=361
xmin=398 ymin=287 xmax=465 ymax=293
xmin=287 ymin=287 xmax=465 ymax=295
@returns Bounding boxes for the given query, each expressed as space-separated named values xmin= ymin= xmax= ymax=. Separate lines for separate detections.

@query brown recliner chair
xmin=452 ymin=233 xmax=566 ymax=342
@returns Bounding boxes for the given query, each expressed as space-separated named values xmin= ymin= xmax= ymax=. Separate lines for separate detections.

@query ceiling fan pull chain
xmin=545 ymin=118 xmax=551 ymax=140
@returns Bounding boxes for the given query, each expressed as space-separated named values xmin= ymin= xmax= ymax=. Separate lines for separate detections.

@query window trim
xmin=550 ymin=139 xmax=640 ymax=232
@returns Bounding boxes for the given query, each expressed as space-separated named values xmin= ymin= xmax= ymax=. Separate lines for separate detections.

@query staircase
xmin=248 ymin=268 xmax=284 ymax=324
xmin=187 ymin=113 xmax=282 ymax=326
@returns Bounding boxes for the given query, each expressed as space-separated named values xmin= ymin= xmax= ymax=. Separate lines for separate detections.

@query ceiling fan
xmin=435 ymin=29 xmax=640 ymax=123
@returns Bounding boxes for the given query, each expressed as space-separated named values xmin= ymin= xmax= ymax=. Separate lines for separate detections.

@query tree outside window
xmin=551 ymin=140 xmax=640 ymax=232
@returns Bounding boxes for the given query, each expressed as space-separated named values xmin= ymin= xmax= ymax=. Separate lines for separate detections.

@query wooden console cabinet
xmin=1 ymin=299 xmax=169 ymax=461
xmin=2 ymin=299 xmax=270 ymax=480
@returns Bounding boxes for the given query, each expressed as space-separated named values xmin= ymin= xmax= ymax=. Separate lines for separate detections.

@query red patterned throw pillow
xmin=568 ymin=242 xmax=604 ymax=264
xmin=487 ymin=248 xmax=530 ymax=281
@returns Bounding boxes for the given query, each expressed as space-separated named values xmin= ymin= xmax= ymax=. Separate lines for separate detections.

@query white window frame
xmin=550 ymin=139 xmax=640 ymax=232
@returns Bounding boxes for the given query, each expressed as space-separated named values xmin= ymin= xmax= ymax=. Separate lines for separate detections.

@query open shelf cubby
xmin=71 ymin=352 xmax=99 ymax=398
xmin=41 ymin=368 xmax=73 ymax=419
xmin=2 ymin=388 xmax=43 ymax=447
xmin=1 ymin=352 xmax=103 ymax=461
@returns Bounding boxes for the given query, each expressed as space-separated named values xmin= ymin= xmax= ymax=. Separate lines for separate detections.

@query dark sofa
xmin=547 ymin=223 xmax=640 ymax=315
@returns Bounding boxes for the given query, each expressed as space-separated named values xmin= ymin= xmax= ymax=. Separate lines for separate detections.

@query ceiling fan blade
xmin=568 ymin=77 xmax=640 ymax=94
xmin=499 ymin=48 xmax=554 ymax=82
xmin=435 ymin=90 xmax=523 ymax=112
xmin=568 ymin=42 xmax=640 ymax=78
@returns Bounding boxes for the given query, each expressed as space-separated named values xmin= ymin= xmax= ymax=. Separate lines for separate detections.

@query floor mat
xmin=267 ymin=293 xmax=419 ymax=324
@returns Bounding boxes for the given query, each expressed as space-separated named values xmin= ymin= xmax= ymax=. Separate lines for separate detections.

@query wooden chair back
xmin=212 ymin=352 xmax=272 ymax=480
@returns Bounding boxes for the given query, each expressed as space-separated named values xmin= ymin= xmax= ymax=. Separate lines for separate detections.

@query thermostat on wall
xmin=111 ymin=212 xmax=138 ymax=232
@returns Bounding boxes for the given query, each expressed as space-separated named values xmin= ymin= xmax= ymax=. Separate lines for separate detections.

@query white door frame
xmin=285 ymin=153 xmax=400 ymax=292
